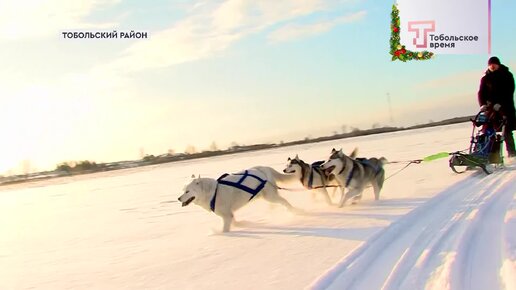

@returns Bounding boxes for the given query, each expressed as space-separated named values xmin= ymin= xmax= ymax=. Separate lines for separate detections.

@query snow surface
xmin=0 ymin=123 xmax=514 ymax=290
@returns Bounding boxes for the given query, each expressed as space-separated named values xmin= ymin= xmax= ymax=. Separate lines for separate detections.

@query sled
xmin=449 ymin=109 xmax=505 ymax=174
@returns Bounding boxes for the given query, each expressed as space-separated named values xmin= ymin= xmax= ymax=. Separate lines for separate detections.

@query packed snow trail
xmin=309 ymin=165 xmax=516 ymax=290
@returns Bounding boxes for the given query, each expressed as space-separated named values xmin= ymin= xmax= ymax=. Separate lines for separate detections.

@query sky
xmin=0 ymin=0 xmax=515 ymax=175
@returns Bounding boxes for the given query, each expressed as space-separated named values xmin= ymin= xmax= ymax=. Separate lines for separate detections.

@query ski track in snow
xmin=501 ymin=192 xmax=516 ymax=290
xmin=309 ymin=164 xmax=516 ymax=290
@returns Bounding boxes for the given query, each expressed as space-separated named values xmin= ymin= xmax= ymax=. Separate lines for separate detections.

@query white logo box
xmin=397 ymin=0 xmax=490 ymax=54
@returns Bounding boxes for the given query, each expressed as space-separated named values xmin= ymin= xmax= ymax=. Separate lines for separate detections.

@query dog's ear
xmin=198 ymin=174 xmax=201 ymax=179
xmin=331 ymin=148 xmax=337 ymax=153
xmin=191 ymin=174 xmax=196 ymax=179
xmin=295 ymin=154 xmax=299 ymax=159
xmin=350 ymin=148 xmax=358 ymax=158
xmin=338 ymin=149 xmax=344 ymax=157
xmin=287 ymin=157 xmax=291 ymax=161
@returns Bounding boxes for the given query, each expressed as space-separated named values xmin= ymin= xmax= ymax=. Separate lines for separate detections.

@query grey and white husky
xmin=283 ymin=155 xmax=340 ymax=205
xmin=320 ymin=148 xmax=387 ymax=207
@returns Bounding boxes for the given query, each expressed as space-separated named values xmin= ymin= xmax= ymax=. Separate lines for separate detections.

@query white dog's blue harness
xmin=210 ymin=170 xmax=267 ymax=212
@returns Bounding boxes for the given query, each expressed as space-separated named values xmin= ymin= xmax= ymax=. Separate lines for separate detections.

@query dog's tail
xmin=379 ymin=157 xmax=388 ymax=165
xmin=350 ymin=147 xmax=359 ymax=159
xmin=253 ymin=166 xmax=296 ymax=186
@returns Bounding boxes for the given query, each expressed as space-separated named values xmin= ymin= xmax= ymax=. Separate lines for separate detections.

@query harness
xmin=209 ymin=170 xmax=267 ymax=212
xmin=345 ymin=163 xmax=356 ymax=187
xmin=210 ymin=185 xmax=219 ymax=212
xmin=356 ymin=158 xmax=383 ymax=176
xmin=307 ymin=161 xmax=325 ymax=189
xmin=338 ymin=158 xmax=382 ymax=188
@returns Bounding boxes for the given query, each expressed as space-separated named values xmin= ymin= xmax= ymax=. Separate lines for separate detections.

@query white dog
xmin=178 ymin=166 xmax=298 ymax=232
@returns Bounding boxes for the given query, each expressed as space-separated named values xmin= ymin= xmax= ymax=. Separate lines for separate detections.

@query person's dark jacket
xmin=478 ymin=64 xmax=516 ymax=130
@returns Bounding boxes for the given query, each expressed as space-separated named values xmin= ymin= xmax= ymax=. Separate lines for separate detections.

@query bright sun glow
xmin=0 ymin=80 xmax=98 ymax=175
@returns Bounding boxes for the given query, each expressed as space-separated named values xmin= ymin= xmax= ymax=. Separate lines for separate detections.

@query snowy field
xmin=0 ymin=123 xmax=515 ymax=290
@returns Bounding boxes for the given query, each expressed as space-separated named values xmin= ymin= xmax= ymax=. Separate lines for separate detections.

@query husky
xmin=320 ymin=148 xmax=387 ymax=207
xmin=177 ymin=166 xmax=298 ymax=232
xmin=283 ymin=155 xmax=340 ymax=205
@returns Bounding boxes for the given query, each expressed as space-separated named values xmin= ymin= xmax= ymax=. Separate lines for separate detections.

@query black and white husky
xmin=320 ymin=148 xmax=387 ymax=207
xmin=283 ymin=155 xmax=340 ymax=205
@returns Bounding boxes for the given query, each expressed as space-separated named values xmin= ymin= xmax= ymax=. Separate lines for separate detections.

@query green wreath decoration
xmin=390 ymin=4 xmax=434 ymax=61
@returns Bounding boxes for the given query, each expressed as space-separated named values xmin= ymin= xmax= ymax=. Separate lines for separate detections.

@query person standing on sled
xmin=478 ymin=56 xmax=516 ymax=157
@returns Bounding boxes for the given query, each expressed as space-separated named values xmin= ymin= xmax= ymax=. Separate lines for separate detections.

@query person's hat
xmin=488 ymin=56 xmax=501 ymax=65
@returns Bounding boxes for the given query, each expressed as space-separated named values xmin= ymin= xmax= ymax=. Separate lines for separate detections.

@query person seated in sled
xmin=476 ymin=102 xmax=504 ymax=134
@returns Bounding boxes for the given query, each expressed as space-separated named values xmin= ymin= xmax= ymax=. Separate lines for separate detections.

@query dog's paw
xmin=232 ymin=220 xmax=244 ymax=227
xmin=233 ymin=220 xmax=264 ymax=228
xmin=208 ymin=226 xmax=232 ymax=235
xmin=209 ymin=228 xmax=225 ymax=236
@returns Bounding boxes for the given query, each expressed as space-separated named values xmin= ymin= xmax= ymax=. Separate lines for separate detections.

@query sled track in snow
xmin=309 ymin=168 xmax=516 ymax=290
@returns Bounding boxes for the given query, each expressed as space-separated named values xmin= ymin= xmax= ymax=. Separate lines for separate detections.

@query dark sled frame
xmin=449 ymin=110 xmax=505 ymax=175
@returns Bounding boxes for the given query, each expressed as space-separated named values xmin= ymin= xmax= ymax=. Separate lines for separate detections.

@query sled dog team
xmin=178 ymin=148 xmax=387 ymax=232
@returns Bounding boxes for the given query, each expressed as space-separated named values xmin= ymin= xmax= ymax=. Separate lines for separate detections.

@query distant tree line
xmin=38 ymin=116 xmax=473 ymax=181
xmin=56 ymin=160 xmax=100 ymax=173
